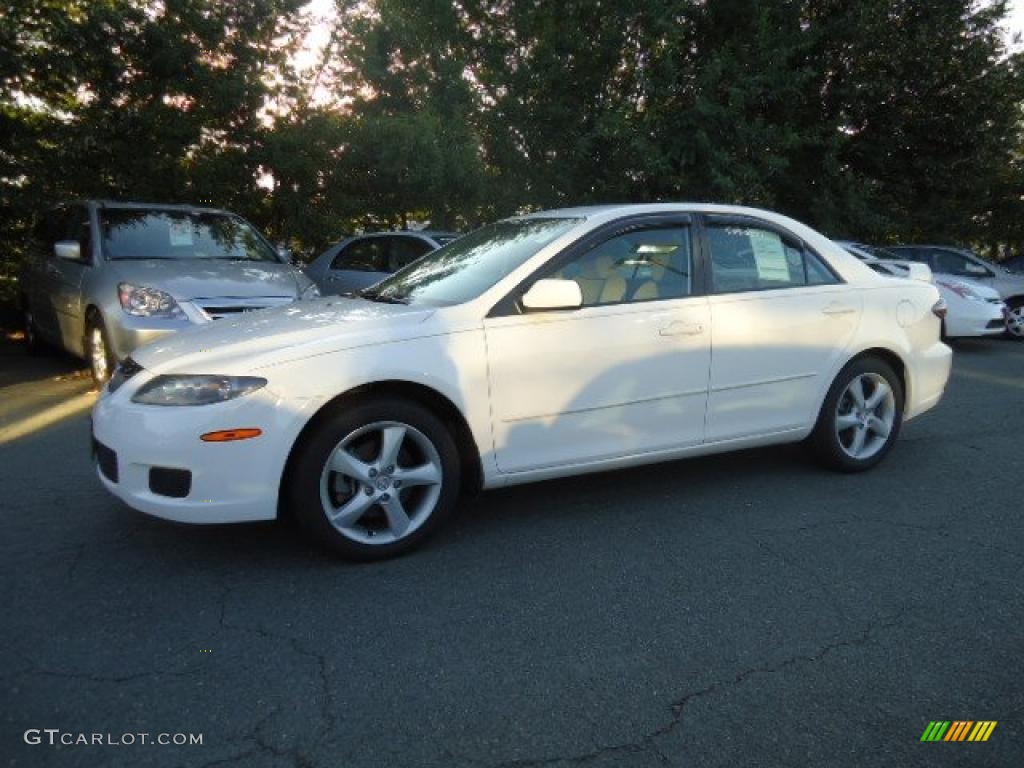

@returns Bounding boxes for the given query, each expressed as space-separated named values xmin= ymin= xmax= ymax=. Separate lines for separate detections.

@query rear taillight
xmin=932 ymin=298 xmax=948 ymax=320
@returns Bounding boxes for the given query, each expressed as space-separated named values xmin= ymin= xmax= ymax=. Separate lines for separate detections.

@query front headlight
xmin=937 ymin=279 xmax=984 ymax=301
xmin=131 ymin=375 xmax=267 ymax=406
xmin=300 ymin=282 xmax=320 ymax=300
xmin=118 ymin=283 xmax=185 ymax=318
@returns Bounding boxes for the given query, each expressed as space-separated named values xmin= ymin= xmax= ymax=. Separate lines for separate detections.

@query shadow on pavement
xmin=0 ymin=331 xmax=89 ymax=388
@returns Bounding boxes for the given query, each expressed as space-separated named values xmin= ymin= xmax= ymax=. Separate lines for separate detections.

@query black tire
xmin=808 ymin=356 xmax=904 ymax=473
xmin=287 ymin=397 xmax=461 ymax=561
xmin=85 ymin=312 xmax=116 ymax=388
xmin=21 ymin=300 xmax=46 ymax=356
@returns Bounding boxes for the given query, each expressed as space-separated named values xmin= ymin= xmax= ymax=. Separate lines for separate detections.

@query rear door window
xmin=388 ymin=236 xmax=434 ymax=271
xmin=331 ymin=238 xmax=389 ymax=272
xmin=707 ymin=224 xmax=838 ymax=293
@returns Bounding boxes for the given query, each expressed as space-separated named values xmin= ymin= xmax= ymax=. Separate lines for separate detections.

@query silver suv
xmin=20 ymin=201 xmax=319 ymax=384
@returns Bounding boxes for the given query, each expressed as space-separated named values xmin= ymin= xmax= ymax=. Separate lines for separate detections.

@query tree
xmin=329 ymin=0 xmax=1024 ymax=247
xmin=0 ymin=0 xmax=306 ymax=307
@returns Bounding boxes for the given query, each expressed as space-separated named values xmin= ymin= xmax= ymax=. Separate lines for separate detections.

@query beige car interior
xmin=556 ymin=232 xmax=685 ymax=306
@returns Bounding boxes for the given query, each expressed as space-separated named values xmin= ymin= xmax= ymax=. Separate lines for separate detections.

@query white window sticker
xmin=749 ymin=230 xmax=790 ymax=282
xmin=169 ymin=220 xmax=194 ymax=247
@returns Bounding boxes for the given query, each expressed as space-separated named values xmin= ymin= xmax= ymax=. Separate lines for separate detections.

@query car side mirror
xmin=521 ymin=278 xmax=583 ymax=311
xmin=965 ymin=262 xmax=990 ymax=277
xmin=54 ymin=240 xmax=81 ymax=261
xmin=276 ymin=243 xmax=293 ymax=263
xmin=905 ymin=263 xmax=933 ymax=283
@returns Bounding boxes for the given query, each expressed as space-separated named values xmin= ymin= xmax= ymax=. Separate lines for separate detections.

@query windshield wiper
xmin=359 ymin=289 xmax=410 ymax=305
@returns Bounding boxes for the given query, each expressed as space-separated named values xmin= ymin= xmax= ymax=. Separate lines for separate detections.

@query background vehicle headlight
xmin=937 ymin=280 xmax=984 ymax=301
xmin=301 ymin=282 xmax=321 ymax=299
xmin=118 ymin=282 xmax=184 ymax=318
xmin=131 ymin=375 xmax=267 ymax=406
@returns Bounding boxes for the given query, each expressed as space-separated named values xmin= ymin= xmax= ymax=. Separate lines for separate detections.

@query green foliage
xmin=331 ymin=0 xmax=1024 ymax=248
xmin=0 ymin=0 xmax=305 ymax=303
xmin=2 ymin=0 xmax=1024 ymax=315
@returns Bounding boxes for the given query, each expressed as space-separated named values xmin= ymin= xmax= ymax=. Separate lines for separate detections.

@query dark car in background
xmin=304 ymin=230 xmax=459 ymax=296
xmin=20 ymin=201 xmax=318 ymax=385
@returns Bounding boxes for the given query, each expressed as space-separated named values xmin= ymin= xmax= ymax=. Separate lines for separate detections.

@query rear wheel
xmin=287 ymin=397 xmax=461 ymax=560
xmin=85 ymin=314 xmax=116 ymax=388
xmin=809 ymin=356 xmax=904 ymax=472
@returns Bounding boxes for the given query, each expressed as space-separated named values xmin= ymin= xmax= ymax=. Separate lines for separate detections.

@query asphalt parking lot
xmin=1 ymin=336 xmax=1022 ymax=768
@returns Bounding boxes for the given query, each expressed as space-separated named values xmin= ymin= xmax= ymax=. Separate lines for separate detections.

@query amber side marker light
xmin=200 ymin=428 xmax=263 ymax=443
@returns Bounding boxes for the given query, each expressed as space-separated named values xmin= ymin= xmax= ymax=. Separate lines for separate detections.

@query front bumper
xmin=105 ymin=315 xmax=188 ymax=361
xmin=104 ymin=296 xmax=300 ymax=361
xmin=91 ymin=384 xmax=319 ymax=524
xmin=944 ymin=301 xmax=1007 ymax=338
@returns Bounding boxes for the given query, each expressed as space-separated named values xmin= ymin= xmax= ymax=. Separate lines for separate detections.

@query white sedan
xmin=92 ymin=205 xmax=952 ymax=559
xmin=838 ymin=241 xmax=1007 ymax=338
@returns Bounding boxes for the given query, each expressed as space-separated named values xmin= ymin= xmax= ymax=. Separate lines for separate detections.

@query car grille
xmin=93 ymin=438 xmax=119 ymax=483
xmin=193 ymin=297 xmax=294 ymax=321
xmin=107 ymin=357 xmax=143 ymax=393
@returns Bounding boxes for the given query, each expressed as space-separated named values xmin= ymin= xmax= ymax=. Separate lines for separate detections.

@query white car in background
xmin=92 ymin=205 xmax=952 ymax=560
xmin=838 ymin=242 xmax=1007 ymax=339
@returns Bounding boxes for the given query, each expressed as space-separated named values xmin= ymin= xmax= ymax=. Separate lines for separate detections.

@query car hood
xmin=131 ymin=298 xmax=435 ymax=375
xmin=109 ymin=259 xmax=309 ymax=299
xmin=933 ymin=273 xmax=1002 ymax=299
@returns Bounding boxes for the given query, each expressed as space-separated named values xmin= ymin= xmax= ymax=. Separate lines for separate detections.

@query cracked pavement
xmin=1 ymin=338 xmax=1022 ymax=767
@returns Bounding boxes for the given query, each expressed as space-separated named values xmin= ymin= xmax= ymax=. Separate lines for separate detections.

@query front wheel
xmin=85 ymin=314 xmax=116 ymax=388
xmin=809 ymin=357 xmax=904 ymax=472
xmin=1006 ymin=299 xmax=1024 ymax=340
xmin=287 ymin=398 xmax=461 ymax=560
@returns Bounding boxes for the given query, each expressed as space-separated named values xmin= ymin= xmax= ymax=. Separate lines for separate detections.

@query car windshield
xmin=861 ymin=244 xmax=903 ymax=260
xmin=364 ymin=217 xmax=582 ymax=306
xmin=100 ymin=209 xmax=279 ymax=262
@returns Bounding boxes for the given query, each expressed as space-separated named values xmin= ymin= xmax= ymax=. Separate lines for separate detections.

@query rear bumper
xmin=905 ymin=341 xmax=953 ymax=420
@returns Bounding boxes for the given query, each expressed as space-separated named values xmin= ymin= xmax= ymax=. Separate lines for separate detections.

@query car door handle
xmin=822 ymin=303 xmax=856 ymax=316
xmin=660 ymin=321 xmax=704 ymax=337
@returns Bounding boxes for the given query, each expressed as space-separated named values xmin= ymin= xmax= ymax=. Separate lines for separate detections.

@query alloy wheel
xmin=319 ymin=421 xmax=443 ymax=545
xmin=90 ymin=327 xmax=110 ymax=383
xmin=1007 ymin=305 xmax=1024 ymax=338
xmin=835 ymin=373 xmax=896 ymax=460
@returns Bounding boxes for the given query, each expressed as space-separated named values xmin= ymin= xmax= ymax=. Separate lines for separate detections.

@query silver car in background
xmin=20 ymin=201 xmax=319 ymax=385
xmin=305 ymin=230 xmax=459 ymax=296
xmin=888 ymin=245 xmax=1024 ymax=338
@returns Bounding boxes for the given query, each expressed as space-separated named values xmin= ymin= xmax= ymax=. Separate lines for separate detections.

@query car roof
xmin=351 ymin=230 xmax=459 ymax=239
xmin=890 ymin=244 xmax=970 ymax=251
xmin=87 ymin=200 xmax=232 ymax=215
xmin=516 ymin=202 xmax=807 ymax=221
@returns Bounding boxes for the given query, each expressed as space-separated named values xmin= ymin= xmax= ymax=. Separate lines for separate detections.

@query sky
xmin=1009 ymin=0 xmax=1024 ymax=47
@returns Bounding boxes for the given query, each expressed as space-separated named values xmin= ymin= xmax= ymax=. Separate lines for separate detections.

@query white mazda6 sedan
xmin=92 ymin=204 xmax=952 ymax=559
